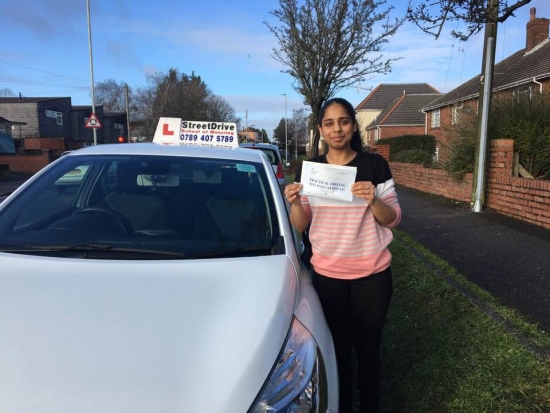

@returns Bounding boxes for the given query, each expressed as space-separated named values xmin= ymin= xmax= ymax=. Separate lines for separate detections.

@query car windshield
xmin=0 ymin=154 xmax=281 ymax=259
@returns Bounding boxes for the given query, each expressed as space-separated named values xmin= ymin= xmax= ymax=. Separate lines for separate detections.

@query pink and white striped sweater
xmin=297 ymin=152 xmax=401 ymax=279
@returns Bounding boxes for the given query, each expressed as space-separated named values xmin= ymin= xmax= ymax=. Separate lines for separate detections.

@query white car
xmin=0 ymin=142 xmax=338 ymax=412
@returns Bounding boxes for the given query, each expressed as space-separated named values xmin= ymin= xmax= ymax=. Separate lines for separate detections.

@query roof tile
xmin=356 ymin=83 xmax=440 ymax=110
xmin=424 ymin=39 xmax=550 ymax=110
xmin=367 ymin=93 xmax=443 ymax=128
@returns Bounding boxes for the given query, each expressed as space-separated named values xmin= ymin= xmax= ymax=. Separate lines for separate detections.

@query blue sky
xmin=1 ymin=0 xmax=549 ymax=138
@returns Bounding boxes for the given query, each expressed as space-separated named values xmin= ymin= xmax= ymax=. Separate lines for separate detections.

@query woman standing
xmin=284 ymin=98 xmax=401 ymax=413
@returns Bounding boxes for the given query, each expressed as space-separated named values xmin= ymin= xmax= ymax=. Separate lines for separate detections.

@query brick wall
xmin=0 ymin=151 xmax=50 ymax=174
xmin=379 ymin=125 xmax=425 ymax=140
xmin=67 ymin=141 xmax=83 ymax=151
xmin=425 ymin=106 xmax=455 ymax=160
xmin=24 ymin=137 xmax=66 ymax=150
xmin=391 ymin=162 xmax=474 ymax=202
xmin=487 ymin=175 xmax=550 ymax=228
xmin=375 ymin=140 xmax=550 ymax=230
xmin=369 ymin=144 xmax=390 ymax=161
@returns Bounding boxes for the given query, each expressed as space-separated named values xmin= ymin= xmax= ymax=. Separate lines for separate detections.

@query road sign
xmin=84 ymin=113 xmax=102 ymax=129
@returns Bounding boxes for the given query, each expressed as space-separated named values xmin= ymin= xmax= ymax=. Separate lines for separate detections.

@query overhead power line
xmin=0 ymin=77 xmax=89 ymax=90
xmin=0 ymin=60 xmax=88 ymax=83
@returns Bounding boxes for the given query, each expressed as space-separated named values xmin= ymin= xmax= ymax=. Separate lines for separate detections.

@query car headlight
xmin=248 ymin=317 xmax=328 ymax=413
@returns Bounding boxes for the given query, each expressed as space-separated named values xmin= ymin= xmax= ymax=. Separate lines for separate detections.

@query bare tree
xmin=290 ymin=108 xmax=310 ymax=145
xmin=95 ymin=79 xmax=129 ymax=113
xmin=131 ymin=69 xmax=241 ymax=139
xmin=266 ymin=0 xmax=405 ymax=156
xmin=0 ymin=88 xmax=15 ymax=97
xmin=407 ymin=0 xmax=532 ymax=40
xmin=205 ymin=94 xmax=241 ymax=124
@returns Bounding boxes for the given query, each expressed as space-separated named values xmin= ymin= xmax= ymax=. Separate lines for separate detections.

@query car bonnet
xmin=0 ymin=253 xmax=297 ymax=413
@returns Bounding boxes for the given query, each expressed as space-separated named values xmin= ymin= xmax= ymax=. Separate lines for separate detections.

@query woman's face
xmin=318 ymin=103 xmax=357 ymax=151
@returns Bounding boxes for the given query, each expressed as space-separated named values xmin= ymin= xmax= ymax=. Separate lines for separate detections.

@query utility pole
xmin=282 ymin=94 xmax=288 ymax=162
xmin=245 ymin=109 xmax=248 ymax=143
xmin=86 ymin=0 xmax=97 ymax=146
xmin=125 ymin=84 xmax=131 ymax=142
xmin=471 ymin=0 xmax=498 ymax=212
xmin=294 ymin=118 xmax=298 ymax=160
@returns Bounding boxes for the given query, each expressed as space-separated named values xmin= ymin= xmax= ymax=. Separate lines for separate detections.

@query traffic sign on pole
xmin=85 ymin=113 xmax=102 ymax=128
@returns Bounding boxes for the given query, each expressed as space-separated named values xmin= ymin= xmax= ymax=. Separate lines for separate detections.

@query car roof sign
xmin=153 ymin=117 xmax=239 ymax=149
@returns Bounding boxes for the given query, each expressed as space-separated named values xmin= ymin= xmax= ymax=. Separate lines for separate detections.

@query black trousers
xmin=312 ymin=267 xmax=393 ymax=413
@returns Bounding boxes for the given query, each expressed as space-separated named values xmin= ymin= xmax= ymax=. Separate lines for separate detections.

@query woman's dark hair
xmin=318 ymin=97 xmax=362 ymax=152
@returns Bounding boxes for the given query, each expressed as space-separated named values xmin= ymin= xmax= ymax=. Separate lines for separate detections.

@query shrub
xmin=441 ymin=135 xmax=477 ymax=179
xmin=442 ymin=91 xmax=550 ymax=180
xmin=490 ymin=93 xmax=550 ymax=179
xmin=378 ymin=135 xmax=437 ymax=160
xmin=391 ymin=149 xmax=434 ymax=167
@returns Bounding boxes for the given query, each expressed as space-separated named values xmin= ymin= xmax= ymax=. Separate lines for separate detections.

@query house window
xmin=452 ymin=102 xmax=463 ymax=125
xmin=0 ymin=126 xmax=5 ymax=132
xmin=514 ymin=84 xmax=532 ymax=101
xmin=45 ymin=110 xmax=63 ymax=125
xmin=431 ymin=109 xmax=440 ymax=128
xmin=114 ymin=123 xmax=124 ymax=132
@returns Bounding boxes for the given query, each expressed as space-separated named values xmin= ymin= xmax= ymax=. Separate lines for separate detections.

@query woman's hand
xmin=285 ymin=183 xmax=310 ymax=232
xmin=284 ymin=183 xmax=303 ymax=205
xmin=351 ymin=181 xmax=377 ymax=205
xmin=352 ymin=181 xmax=397 ymax=225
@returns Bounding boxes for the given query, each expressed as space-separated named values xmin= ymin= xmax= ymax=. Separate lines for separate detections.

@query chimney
xmin=526 ymin=7 xmax=549 ymax=52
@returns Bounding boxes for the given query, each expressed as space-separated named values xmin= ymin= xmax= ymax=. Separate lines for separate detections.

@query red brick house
xmin=239 ymin=127 xmax=260 ymax=143
xmin=355 ymin=83 xmax=440 ymax=145
xmin=422 ymin=7 xmax=550 ymax=159
xmin=365 ymin=93 xmax=443 ymax=143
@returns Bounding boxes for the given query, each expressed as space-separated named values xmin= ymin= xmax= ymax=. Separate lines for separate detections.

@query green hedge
xmin=377 ymin=135 xmax=436 ymax=165
xmin=391 ymin=149 xmax=434 ymax=167
xmin=378 ymin=135 xmax=436 ymax=159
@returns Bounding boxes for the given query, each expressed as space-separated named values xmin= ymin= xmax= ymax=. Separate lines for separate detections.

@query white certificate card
xmin=299 ymin=161 xmax=357 ymax=202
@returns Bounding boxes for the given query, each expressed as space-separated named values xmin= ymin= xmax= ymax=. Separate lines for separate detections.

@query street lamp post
xmin=281 ymin=94 xmax=288 ymax=163
xmin=86 ymin=0 xmax=97 ymax=146
xmin=294 ymin=118 xmax=298 ymax=160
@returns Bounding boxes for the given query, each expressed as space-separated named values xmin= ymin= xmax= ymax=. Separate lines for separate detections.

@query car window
xmin=0 ymin=154 xmax=282 ymax=259
xmin=243 ymin=147 xmax=278 ymax=164
xmin=55 ymin=164 xmax=90 ymax=185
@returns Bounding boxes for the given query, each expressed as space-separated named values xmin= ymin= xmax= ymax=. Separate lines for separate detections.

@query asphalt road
xmin=396 ymin=185 xmax=550 ymax=332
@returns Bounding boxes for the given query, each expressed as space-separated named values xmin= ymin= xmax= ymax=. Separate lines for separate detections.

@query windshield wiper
xmin=187 ymin=246 xmax=273 ymax=259
xmin=3 ymin=244 xmax=186 ymax=258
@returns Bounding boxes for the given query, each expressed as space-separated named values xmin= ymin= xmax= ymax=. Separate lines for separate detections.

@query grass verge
xmin=380 ymin=230 xmax=550 ymax=412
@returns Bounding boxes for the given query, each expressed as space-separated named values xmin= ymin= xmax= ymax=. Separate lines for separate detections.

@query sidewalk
xmin=396 ymin=185 xmax=550 ymax=332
